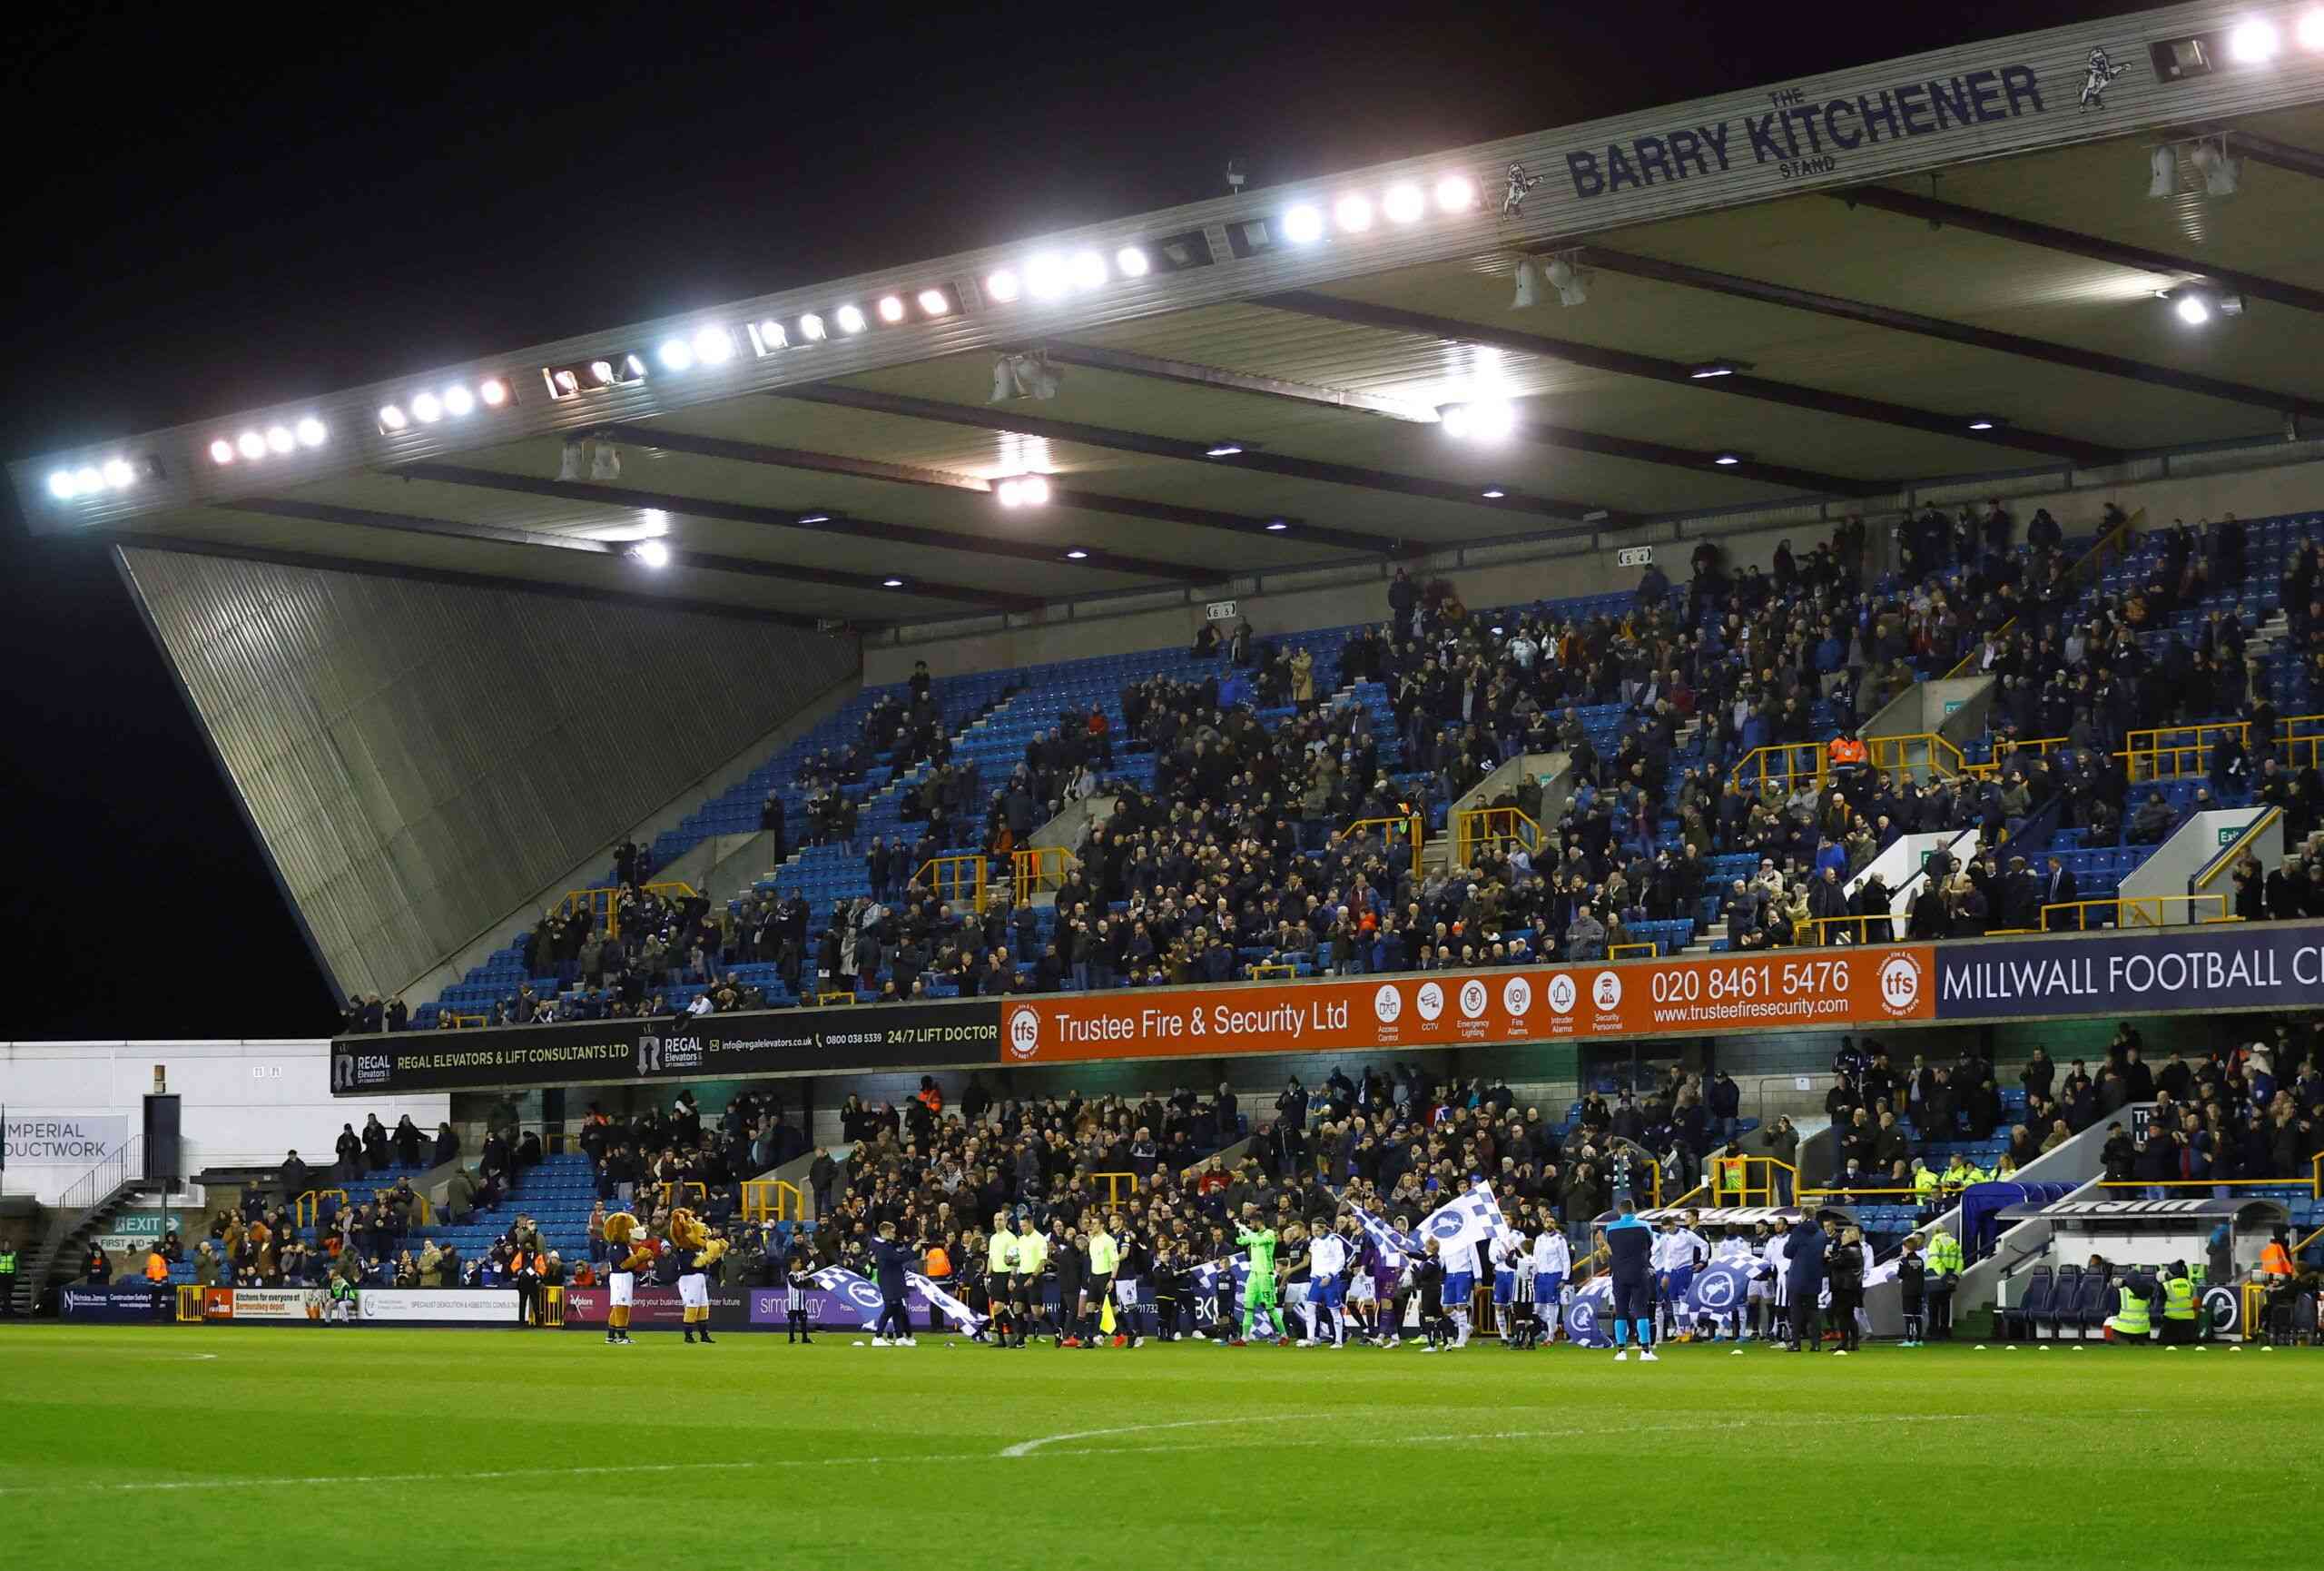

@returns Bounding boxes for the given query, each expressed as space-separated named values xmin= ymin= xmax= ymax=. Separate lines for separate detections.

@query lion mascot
xmin=669 ymin=1209 xmax=724 ymax=1344
xmin=599 ymin=1210 xmax=653 ymax=1344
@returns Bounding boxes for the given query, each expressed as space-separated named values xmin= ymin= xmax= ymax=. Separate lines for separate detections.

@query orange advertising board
xmin=1000 ymin=944 xmax=1934 ymax=1064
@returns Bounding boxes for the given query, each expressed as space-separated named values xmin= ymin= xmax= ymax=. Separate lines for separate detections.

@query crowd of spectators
xmin=388 ymin=501 xmax=2321 ymax=1031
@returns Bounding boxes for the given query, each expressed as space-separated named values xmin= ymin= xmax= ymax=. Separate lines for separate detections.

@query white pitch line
xmin=999 ymin=1413 xmax=1329 ymax=1458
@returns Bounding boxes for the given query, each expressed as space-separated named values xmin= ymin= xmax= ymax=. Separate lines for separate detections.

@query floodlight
xmin=917 ymin=288 xmax=952 ymax=316
xmin=74 ymin=466 xmax=102 ymax=495
xmin=1689 ymin=361 xmax=1738 ymax=379
xmin=237 ymin=430 xmax=267 ymax=458
xmin=658 ymin=337 xmax=695 ymax=371
xmin=1546 ymin=255 xmax=1588 ymax=306
xmin=264 ymin=425 xmax=293 ymax=454
xmin=1116 ymin=246 xmax=1149 ymax=278
xmin=211 ymin=438 xmax=237 ymax=463
xmin=694 ymin=325 xmax=734 ymax=363
xmin=751 ymin=321 xmax=787 ymax=353
xmin=878 ymin=295 xmax=906 ymax=324
xmin=47 ymin=469 xmax=74 ymax=499
xmin=1018 ymin=475 xmax=1049 ymax=505
xmin=442 ymin=384 xmax=475 ymax=418
xmin=1068 ymin=250 xmax=1108 ymax=291
xmin=295 ymin=417 xmax=327 ymax=447
xmin=1434 ymin=174 xmax=1475 ymax=212
xmin=1025 ymin=253 xmax=1067 ymax=300
xmin=1440 ymin=400 xmax=1515 ymax=441
xmin=1384 ymin=183 xmax=1425 ymax=223
xmin=799 ymin=313 xmax=826 ymax=341
xmin=2189 ymin=140 xmax=2240 ymax=197
xmin=1265 ymin=519 xmax=1290 ymax=531
xmin=1283 ymin=204 xmax=1324 ymax=244
xmin=2301 ymin=9 xmax=2324 ymax=49
xmin=2228 ymin=18 xmax=2279 ymax=62
xmin=103 ymin=458 xmax=135 ymax=489
xmin=986 ymin=269 xmax=1021 ymax=302
xmin=478 ymin=377 xmax=509 ymax=407
xmin=634 ymin=539 xmax=669 ymax=568
xmin=1065 ymin=548 xmax=1089 ymax=559
xmin=1966 ymin=415 xmax=1998 ymax=431
xmin=1712 ymin=451 xmax=1744 ymax=466
xmin=1335 ymin=193 xmax=1373 ymax=232
xmin=882 ymin=577 xmax=905 ymax=588
xmin=2175 ymin=292 xmax=2211 ymax=325
xmin=1206 ymin=441 xmax=1245 ymax=458
xmin=1480 ymin=486 xmax=1506 ymax=499
xmin=2147 ymin=144 xmax=2179 ymax=199
xmin=836 ymin=304 xmax=867 ymax=334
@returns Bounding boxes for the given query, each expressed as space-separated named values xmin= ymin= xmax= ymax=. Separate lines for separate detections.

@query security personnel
xmin=1827 ymin=732 xmax=1867 ymax=769
xmin=2103 ymin=1275 xmax=2152 ymax=1342
xmin=2159 ymin=1263 xmax=2200 ymax=1345
xmin=0 ymin=1238 xmax=17 ymax=1318
xmin=1923 ymin=1229 xmax=1965 ymax=1340
xmin=2260 ymin=1229 xmax=2295 ymax=1279
xmin=1910 ymin=1161 xmax=1941 ymax=1210
xmin=511 ymin=1247 xmax=546 ymax=1328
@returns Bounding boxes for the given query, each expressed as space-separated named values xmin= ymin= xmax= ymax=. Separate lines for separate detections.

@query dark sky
xmin=0 ymin=0 xmax=2132 ymax=1038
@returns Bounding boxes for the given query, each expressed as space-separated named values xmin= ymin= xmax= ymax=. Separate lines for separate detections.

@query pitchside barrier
xmin=330 ymin=920 xmax=2324 ymax=1093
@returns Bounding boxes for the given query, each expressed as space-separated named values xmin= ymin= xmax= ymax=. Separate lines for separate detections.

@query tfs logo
xmin=1879 ymin=954 xmax=1922 ymax=1013
xmin=1008 ymin=1008 xmax=1041 ymax=1061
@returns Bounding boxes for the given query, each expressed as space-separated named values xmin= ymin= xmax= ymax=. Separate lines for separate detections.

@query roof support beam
xmin=1263 ymin=291 xmax=2125 ymax=469
xmin=578 ymin=423 xmax=1220 ymax=585
xmin=1512 ymin=420 xmax=1889 ymax=498
xmin=785 ymin=384 xmax=1621 ymax=533
xmin=2222 ymin=130 xmax=2324 ymax=183
xmin=1831 ymin=185 xmax=2324 ymax=318
xmin=366 ymin=476 xmax=1046 ymax=609
xmin=1580 ymin=248 xmax=2324 ymax=423
xmin=1039 ymin=343 xmax=1442 ymax=423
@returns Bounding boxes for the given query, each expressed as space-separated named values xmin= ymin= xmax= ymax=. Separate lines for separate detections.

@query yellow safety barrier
xmin=542 ymin=1284 xmax=566 ymax=1327
xmin=176 ymin=1284 xmax=206 ymax=1322
xmin=1011 ymin=845 xmax=1077 ymax=907
xmin=1344 ymin=812 xmax=1423 ymax=881
xmin=741 ymin=1180 xmax=805 ymax=1221
xmin=294 ymin=1188 xmax=350 ymax=1232
xmin=1719 ymin=1156 xmax=1797 ymax=1210
xmin=1454 ymin=805 xmax=1541 ymax=869
xmin=916 ymin=852 xmax=989 ymax=913
xmin=2119 ymin=720 xmax=2252 ymax=782
xmin=656 ymin=1181 xmax=709 ymax=1211
xmin=1797 ymin=1184 xmax=1926 ymax=1200
xmin=1866 ymin=731 xmax=1974 ymax=788
xmin=2038 ymin=894 xmax=2235 ymax=931
xmin=1088 ymin=1171 xmax=1141 ymax=1206
xmin=443 ymin=1011 xmax=488 ymax=1030
xmin=1735 ymin=741 xmax=1827 ymax=795
xmin=1984 ymin=735 xmax=2071 ymax=778
xmin=1608 ymin=942 xmax=1658 ymax=961
xmin=1246 ymin=963 xmax=1299 ymax=981
xmin=813 ymin=990 xmax=861 ymax=1006
xmin=1805 ymin=913 xmax=1901 ymax=945
xmin=558 ymin=880 xmax=701 ymax=940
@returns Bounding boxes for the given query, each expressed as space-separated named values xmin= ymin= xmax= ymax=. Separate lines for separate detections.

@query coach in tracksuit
xmin=1602 ymin=1203 xmax=1657 ymax=1360
xmin=1783 ymin=1213 xmax=1829 ymax=1352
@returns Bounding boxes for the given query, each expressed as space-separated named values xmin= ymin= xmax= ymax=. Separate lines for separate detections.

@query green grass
xmin=2 ymin=1324 xmax=2318 ymax=1568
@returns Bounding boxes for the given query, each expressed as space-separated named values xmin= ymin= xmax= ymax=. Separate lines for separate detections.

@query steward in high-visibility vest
xmin=2260 ymin=1232 xmax=2295 ymax=1278
xmin=2104 ymin=1281 xmax=2152 ymax=1340
xmin=2158 ymin=1268 xmax=2199 ymax=1343
xmin=1912 ymin=1163 xmax=1940 ymax=1206
xmin=1925 ymin=1230 xmax=1964 ymax=1278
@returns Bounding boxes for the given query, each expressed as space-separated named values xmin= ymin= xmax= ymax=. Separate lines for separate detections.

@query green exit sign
xmin=2219 ymin=825 xmax=2241 ymax=845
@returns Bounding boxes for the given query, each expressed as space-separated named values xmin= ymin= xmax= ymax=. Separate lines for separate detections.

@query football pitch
xmin=3 ymin=1325 xmax=2318 ymax=1568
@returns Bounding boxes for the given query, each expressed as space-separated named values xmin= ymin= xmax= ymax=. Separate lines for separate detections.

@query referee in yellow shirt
xmin=1083 ymin=1220 xmax=1120 ymax=1347
xmin=1009 ymin=1215 xmax=1047 ymax=1349
xmin=984 ymin=1210 xmax=1019 ymax=1348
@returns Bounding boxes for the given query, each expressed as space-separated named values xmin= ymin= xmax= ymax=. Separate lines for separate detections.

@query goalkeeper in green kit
xmin=1231 ymin=1205 xmax=1285 ymax=1346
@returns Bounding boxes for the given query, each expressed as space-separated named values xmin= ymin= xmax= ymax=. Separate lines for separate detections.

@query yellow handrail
xmin=294 ymin=1188 xmax=350 ymax=1231
xmin=1011 ymin=845 xmax=1077 ymax=906
xmin=741 ymin=1180 xmax=804 ymax=1221
xmin=1454 ymin=805 xmax=1540 ymax=868
xmin=1608 ymin=941 xmax=1658 ymax=960
xmin=1735 ymin=742 xmax=1827 ymax=794
xmin=1806 ymin=913 xmax=1898 ymax=945
xmin=1344 ymin=812 xmax=1424 ymax=881
xmin=1088 ymin=1171 xmax=1141 ymax=1205
xmin=557 ymin=880 xmax=702 ymax=940
xmin=656 ymin=1181 xmax=708 ymax=1211
xmin=2193 ymin=807 xmax=2281 ymax=894
xmin=813 ymin=990 xmax=861 ymax=1005
xmin=2118 ymin=720 xmax=2250 ymax=782
xmin=1866 ymin=731 xmax=1972 ymax=787
xmin=916 ymin=853 xmax=989 ymax=913
xmin=2037 ymin=893 xmax=2235 ymax=931
xmin=1246 ymin=963 xmax=1298 ymax=981
xmin=2283 ymin=713 xmax=2324 ymax=770
xmin=1945 ymin=512 xmax=2134 ymax=678
xmin=1986 ymin=736 xmax=2071 ymax=778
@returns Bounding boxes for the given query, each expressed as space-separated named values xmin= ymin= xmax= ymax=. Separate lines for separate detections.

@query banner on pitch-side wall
xmin=1000 ymin=947 xmax=1934 ymax=1063
xmin=202 ymin=1287 xmax=324 ymax=1321
xmin=330 ymin=1000 xmax=1001 ymax=1094
xmin=560 ymin=1285 xmax=750 ymax=1329
xmin=1934 ymin=920 xmax=2324 ymax=1022
xmin=60 ymin=1285 xmax=172 ymax=1321
xmin=355 ymin=1289 xmax=526 ymax=1324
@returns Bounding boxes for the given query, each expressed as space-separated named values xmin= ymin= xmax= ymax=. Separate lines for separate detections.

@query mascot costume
xmin=671 ymin=1208 xmax=727 ymax=1345
xmin=602 ymin=1210 xmax=655 ymax=1345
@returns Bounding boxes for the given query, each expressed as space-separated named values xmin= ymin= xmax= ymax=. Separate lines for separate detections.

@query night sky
xmin=0 ymin=0 xmax=2133 ymax=1039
